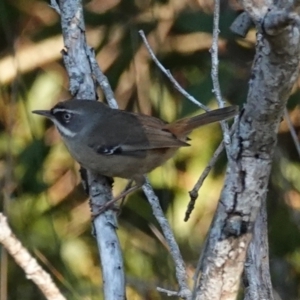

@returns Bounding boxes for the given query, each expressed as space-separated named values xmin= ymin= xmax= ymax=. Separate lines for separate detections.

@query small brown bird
xmin=33 ymin=99 xmax=237 ymax=204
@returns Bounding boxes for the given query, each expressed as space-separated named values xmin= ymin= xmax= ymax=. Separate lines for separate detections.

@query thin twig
xmin=142 ymin=178 xmax=192 ymax=300
xmin=85 ymin=46 xmax=118 ymax=109
xmin=139 ymin=30 xmax=210 ymax=112
xmin=157 ymin=287 xmax=181 ymax=297
xmin=284 ymin=108 xmax=300 ymax=158
xmin=185 ymin=116 xmax=239 ymax=221
xmin=185 ymin=141 xmax=225 ymax=221
xmin=210 ymin=0 xmax=232 ymax=155
xmin=140 ymin=28 xmax=237 ymax=222
xmin=49 ymin=0 xmax=61 ymax=14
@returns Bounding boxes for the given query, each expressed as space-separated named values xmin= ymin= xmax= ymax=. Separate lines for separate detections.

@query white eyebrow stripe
xmin=52 ymin=108 xmax=82 ymax=115
xmin=52 ymin=108 xmax=67 ymax=113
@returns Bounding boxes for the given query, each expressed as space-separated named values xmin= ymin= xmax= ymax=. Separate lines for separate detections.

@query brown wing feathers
xmin=131 ymin=106 xmax=238 ymax=150
xmin=134 ymin=114 xmax=189 ymax=148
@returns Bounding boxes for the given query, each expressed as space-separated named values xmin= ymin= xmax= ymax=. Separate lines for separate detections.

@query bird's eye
xmin=63 ymin=112 xmax=72 ymax=122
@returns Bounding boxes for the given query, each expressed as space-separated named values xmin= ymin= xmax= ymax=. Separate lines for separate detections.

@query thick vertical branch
xmin=243 ymin=200 xmax=274 ymax=300
xmin=194 ymin=4 xmax=300 ymax=299
xmin=55 ymin=0 xmax=126 ymax=299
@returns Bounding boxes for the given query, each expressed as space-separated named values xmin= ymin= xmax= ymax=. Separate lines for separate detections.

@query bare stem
xmin=284 ymin=108 xmax=300 ymax=158
xmin=210 ymin=0 xmax=232 ymax=155
xmin=142 ymin=178 xmax=191 ymax=300
xmin=139 ymin=30 xmax=209 ymax=112
xmin=186 ymin=141 xmax=224 ymax=221
xmin=85 ymin=46 xmax=118 ymax=109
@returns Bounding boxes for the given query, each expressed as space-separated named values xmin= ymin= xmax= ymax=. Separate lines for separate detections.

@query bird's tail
xmin=166 ymin=106 xmax=238 ymax=138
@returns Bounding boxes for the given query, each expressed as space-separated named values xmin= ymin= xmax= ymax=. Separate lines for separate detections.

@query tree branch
xmin=210 ymin=0 xmax=232 ymax=156
xmin=243 ymin=200 xmax=274 ymax=300
xmin=194 ymin=2 xmax=300 ymax=299
xmin=230 ymin=12 xmax=253 ymax=37
xmin=142 ymin=179 xmax=191 ymax=299
xmin=186 ymin=140 xmax=225 ymax=222
xmin=54 ymin=2 xmax=193 ymax=299
xmin=88 ymin=174 xmax=126 ymax=299
xmin=0 ymin=213 xmax=66 ymax=300
xmin=55 ymin=0 xmax=126 ymax=298
xmin=139 ymin=29 xmax=238 ymax=223
xmin=85 ymin=46 xmax=118 ymax=109
xmin=138 ymin=30 xmax=209 ymax=112
xmin=186 ymin=118 xmax=239 ymax=221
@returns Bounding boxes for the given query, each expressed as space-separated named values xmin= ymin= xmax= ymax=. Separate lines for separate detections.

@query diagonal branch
xmin=139 ymin=30 xmax=209 ymax=112
xmin=0 ymin=213 xmax=66 ymax=300
xmin=284 ymin=108 xmax=300 ymax=158
xmin=186 ymin=117 xmax=239 ymax=222
xmin=142 ymin=179 xmax=191 ymax=299
xmin=139 ymin=29 xmax=237 ymax=222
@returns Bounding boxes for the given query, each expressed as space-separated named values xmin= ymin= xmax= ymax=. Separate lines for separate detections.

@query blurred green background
xmin=0 ymin=0 xmax=300 ymax=299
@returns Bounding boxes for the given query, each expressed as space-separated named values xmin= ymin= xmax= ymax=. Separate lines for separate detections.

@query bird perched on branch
xmin=33 ymin=99 xmax=238 ymax=209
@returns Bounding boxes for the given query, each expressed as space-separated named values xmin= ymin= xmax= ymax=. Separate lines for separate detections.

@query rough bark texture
xmin=243 ymin=200 xmax=274 ymax=300
xmin=88 ymin=174 xmax=125 ymax=300
xmin=195 ymin=4 xmax=300 ymax=300
xmin=57 ymin=1 xmax=126 ymax=299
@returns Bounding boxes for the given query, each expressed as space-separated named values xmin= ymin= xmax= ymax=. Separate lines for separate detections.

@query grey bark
xmin=194 ymin=3 xmax=300 ymax=300
xmin=243 ymin=200 xmax=274 ymax=300
xmin=54 ymin=0 xmax=126 ymax=299
xmin=230 ymin=12 xmax=253 ymax=37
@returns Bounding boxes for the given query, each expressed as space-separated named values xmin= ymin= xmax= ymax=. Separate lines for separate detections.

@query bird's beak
xmin=32 ymin=110 xmax=52 ymax=119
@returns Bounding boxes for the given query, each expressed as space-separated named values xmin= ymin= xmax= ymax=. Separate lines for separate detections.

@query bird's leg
xmin=92 ymin=180 xmax=143 ymax=217
xmin=117 ymin=180 xmax=134 ymax=215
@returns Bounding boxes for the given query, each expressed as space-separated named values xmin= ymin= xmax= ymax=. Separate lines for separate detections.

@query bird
xmin=33 ymin=99 xmax=238 ymax=208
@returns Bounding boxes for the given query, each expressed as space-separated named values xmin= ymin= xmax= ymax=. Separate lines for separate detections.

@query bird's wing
xmin=136 ymin=113 xmax=189 ymax=149
xmin=87 ymin=111 xmax=189 ymax=156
